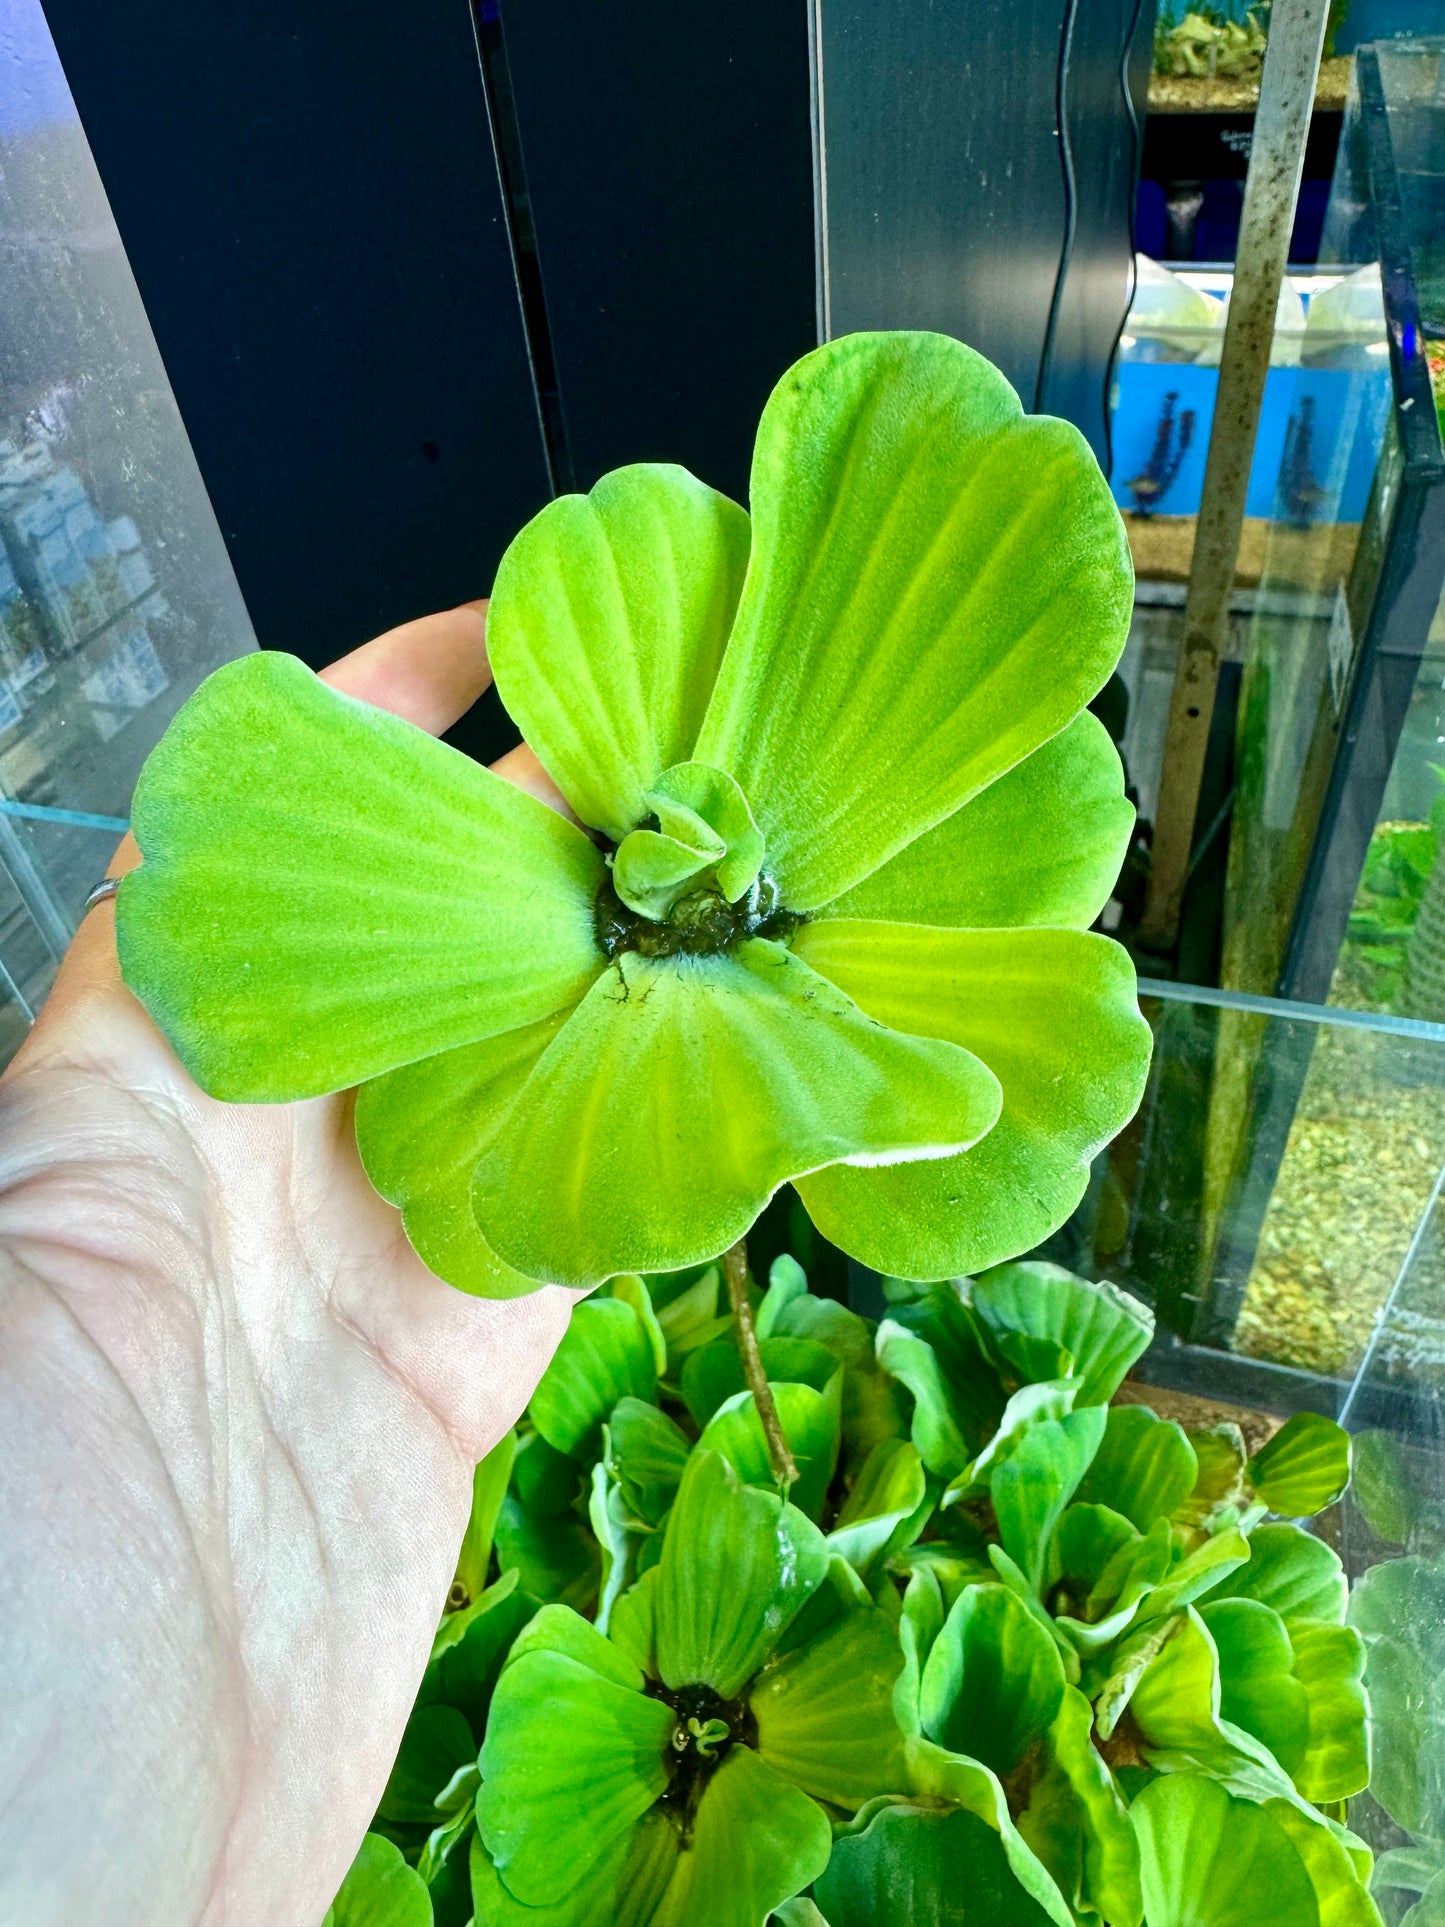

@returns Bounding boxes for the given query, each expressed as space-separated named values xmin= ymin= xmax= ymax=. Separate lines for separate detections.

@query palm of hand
xmin=0 ymin=609 xmax=574 ymax=1927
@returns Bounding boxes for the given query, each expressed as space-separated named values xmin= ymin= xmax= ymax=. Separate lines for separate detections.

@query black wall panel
xmin=1037 ymin=0 xmax=1157 ymax=465
xmin=499 ymin=0 xmax=817 ymax=504
xmin=816 ymin=0 xmax=1070 ymax=412
xmin=816 ymin=0 xmax=1157 ymax=467
xmin=42 ymin=0 xmax=551 ymax=691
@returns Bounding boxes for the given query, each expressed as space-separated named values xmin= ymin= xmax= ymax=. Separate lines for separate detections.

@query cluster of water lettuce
xmin=324 ymin=1257 xmax=1373 ymax=1927
xmin=115 ymin=330 xmax=1150 ymax=1295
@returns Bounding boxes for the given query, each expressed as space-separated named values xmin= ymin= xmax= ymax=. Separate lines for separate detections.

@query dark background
xmin=43 ymin=0 xmax=1162 ymax=760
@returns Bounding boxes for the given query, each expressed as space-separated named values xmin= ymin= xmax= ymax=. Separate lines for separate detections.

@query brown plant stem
xmin=722 ymin=1239 xmax=798 ymax=1491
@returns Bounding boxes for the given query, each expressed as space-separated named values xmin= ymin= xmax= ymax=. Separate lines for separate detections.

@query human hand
xmin=0 ymin=606 xmax=577 ymax=1927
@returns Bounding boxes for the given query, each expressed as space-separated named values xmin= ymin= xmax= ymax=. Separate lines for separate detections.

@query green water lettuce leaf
xmin=356 ymin=1015 xmax=566 ymax=1298
xmin=699 ymin=1376 xmax=841 ymax=1514
xmin=378 ymin=1704 xmax=477 ymax=1825
xmin=750 ymin=1597 xmax=910 ymax=1805
xmin=486 ymin=463 xmax=750 ymax=842
xmin=656 ymin=1746 xmax=832 ymax=1927
xmin=693 ymin=332 xmax=1132 ymax=908
xmin=1198 ymin=1599 xmax=1309 ymax=1772
xmin=1131 ymin=1775 xmax=1326 ymax=1927
xmin=608 ymin=1274 xmax=670 ymax=1378
xmin=511 ymin=1430 xmax=583 ymax=1517
xmin=992 ymin=1408 xmax=1108 ymax=1593
xmin=820 ymin=710 xmax=1133 ymax=932
xmin=654 ymin=1451 xmax=828 ymax=1699
xmin=795 ymin=923 xmax=1150 ymax=1279
xmin=119 ymin=331 xmax=1147 ymax=1296
xmin=652 ymin=1264 xmax=726 ymax=1365
xmin=474 ymin=1460 xmax=850 ymax=1927
xmin=420 ymin=1568 xmax=534 ymax=1740
xmin=774 ymin=1900 xmax=831 ymax=1927
xmin=529 ymin=1298 xmax=658 ymax=1460
xmin=827 ymin=1437 xmax=928 ymax=1572
xmin=698 ymin=1374 xmax=843 ymax=1519
xmin=1285 ymin=1623 xmax=1370 ymax=1802
xmin=607 ymin=1399 xmax=693 ymax=1528
xmin=324 ymin=1833 xmax=433 ymax=1927
xmin=947 ymin=1378 xmax=1082 ymax=1504
xmin=1127 ymin=1608 xmax=1245 ymax=1764
xmin=1210 ymin=1523 xmax=1348 ymax=1629
xmin=919 ymin=1583 xmax=1066 ymax=1772
xmin=479 ymin=1622 xmax=673 ymax=1905
xmin=493 ymin=1494 xmax=599 ymax=1613
xmin=680 ymin=1333 xmax=838 ymax=1431
xmin=875 ymin=1283 xmax=1006 ymax=1478
xmin=117 ymin=651 xmax=606 ymax=1101
xmin=762 ymin=1279 xmax=909 ymax=1467
xmin=1052 ymin=1508 xmax=1173 ymax=1653
xmin=1349 ymin=1430 xmax=1417 ymax=1544
xmin=903 ymin=1746 xmax=1076 ymax=1926
xmin=452 ymin=1430 xmax=517 ymax=1608
xmin=815 ymin=1799 xmax=1062 ymax=1926
xmin=1029 ymin=1684 xmax=1142 ymax=1927
xmin=1349 ymin=1552 xmax=1445 ymax=1838
xmin=1125 ymin=1599 xmax=1368 ymax=1814
xmin=1130 ymin=1529 xmax=1251 ymax=1633
xmin=473 ymin=941 xmax=1001 ymax=1288
xmin=1176 ymin=1425 xmax=1251 ymax=1535
xmin=970 ymin=1262 xmax=1153 ymax=1406
xmin=1247 ymin=1415 xmax=1351 ymax=1518
xmin=613 ymin=762 xmax=765 ymax=920
xmin=1077 ymin=1405 xmax=1199 ymax=1533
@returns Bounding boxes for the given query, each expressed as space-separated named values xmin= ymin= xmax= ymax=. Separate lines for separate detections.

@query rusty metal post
xmin=1139 ymin=0 xmax=1330 ymax=953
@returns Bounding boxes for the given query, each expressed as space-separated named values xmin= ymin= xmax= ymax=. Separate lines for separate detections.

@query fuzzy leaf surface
xmin=485 ymin=463 xmax=750 ymax=840
xmin=1076 ymin=1405 xmax=1198 ymax=1532
xmin=653 ymin=1452 xmax=828 ymax=1700
xmin=324 ymin=1834 xmax=432 ymax=1927
xmin=971 ymin=1262 xmax=1153 ymax=1406
xmin=796 ymin=923 xmax=1150 ymax=1279
xmin=478 ymin=1642 xmax=671 ymax=1906
xmin=694 ymin=332 xmax=1132 ymax=908
xmin=815 ymin=1800 xmax=1062 ymax=1926
xmin=529 ymin=1299 xmax=658 ymax=1461
xmin=1248 ymin=1414 xmax=1351 ymax=1518
xmin=820 ymin=711 xmax=1132 ymax=931
xmin=117 ymin=652 xmax=605 ymax=1099
xmin=473 ymin=940 xmax=1000 ymax=1288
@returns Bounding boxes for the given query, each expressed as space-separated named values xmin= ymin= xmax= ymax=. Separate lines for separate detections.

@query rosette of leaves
xmin=333 ymin=1254 xmax=1380 ymax=1927
xmin=115 ymin=330 xmax=1150 ymax=1293
xmin=475 ymin=1449 xmax=910 ymax=1925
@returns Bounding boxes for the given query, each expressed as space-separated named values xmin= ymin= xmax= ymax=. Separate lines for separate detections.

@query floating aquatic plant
xmin=116 ymin=331 xmax=1150 ymax=1294
xmin=335 ymin=1256 xmax=1371 ymax=1927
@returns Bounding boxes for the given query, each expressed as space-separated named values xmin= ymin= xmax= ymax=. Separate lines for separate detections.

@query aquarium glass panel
xmin=1039 ymin=982 xmax=1445 ymax=1383
xmin=1338 ymin=1171 xmax=1445 ymax=1917
xmin=0 ymin=0 xmax=255 ymax=1044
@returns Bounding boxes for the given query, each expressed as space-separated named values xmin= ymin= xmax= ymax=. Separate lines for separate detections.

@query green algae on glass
xmin=117 ymin=331 xmax=1151 ymax=1294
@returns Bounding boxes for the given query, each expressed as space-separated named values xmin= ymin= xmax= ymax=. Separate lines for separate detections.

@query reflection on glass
xmin=1339 ymin=1172 xmax=1445 ymax=1920
xmin=0 ymin=0 xmax=254 ymax=1042
xmin=1029 ymin=983 xmax=1445 ymax=1379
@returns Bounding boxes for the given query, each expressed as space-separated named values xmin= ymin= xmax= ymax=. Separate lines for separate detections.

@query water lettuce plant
xmin=1348 ymin=1546 xmax=1445 ymax=1925
xmin=115 ymin=331 xmax=1150 ymax=1293
xmin=330 ymin=1254 xmax=1374 ymax=1927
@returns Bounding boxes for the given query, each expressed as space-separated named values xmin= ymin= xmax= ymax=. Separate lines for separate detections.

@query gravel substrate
xmin=1232 ymin=1026 xmax=1445 ymax=1376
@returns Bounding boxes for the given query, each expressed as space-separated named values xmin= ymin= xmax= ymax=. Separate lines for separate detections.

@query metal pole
xmin=1139 ymin=0 xmax=1330 ymax=953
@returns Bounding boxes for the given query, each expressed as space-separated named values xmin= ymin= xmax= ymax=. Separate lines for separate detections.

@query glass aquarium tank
xmin=0 ymin=0 xmax=255 ymax=1054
